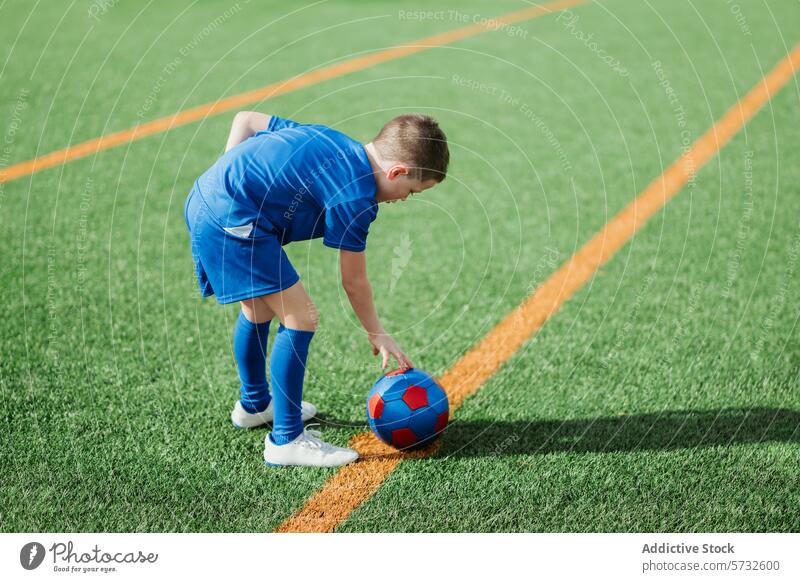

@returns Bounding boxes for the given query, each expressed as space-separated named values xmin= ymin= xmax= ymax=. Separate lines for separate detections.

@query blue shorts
xmin=184 ymin=187 xmax=300 ymax=304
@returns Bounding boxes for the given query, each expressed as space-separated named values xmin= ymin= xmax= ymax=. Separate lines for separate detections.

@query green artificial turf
xmin=1 ymin=0 xmax=798 ymax=531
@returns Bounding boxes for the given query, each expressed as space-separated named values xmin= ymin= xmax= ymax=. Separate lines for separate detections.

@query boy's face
xmin=376 ymin=164 xmax=439 ymax=203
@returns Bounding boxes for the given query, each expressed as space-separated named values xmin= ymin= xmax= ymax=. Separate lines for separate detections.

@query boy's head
xmin=365 ymin=114 xmax=449 ymax=203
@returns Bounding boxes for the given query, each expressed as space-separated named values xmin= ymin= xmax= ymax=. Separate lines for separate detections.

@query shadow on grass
xmin=439 ymin=407 xmax=800 ymax=458
xmin=321 ymin=407 xmax=800 ymax=459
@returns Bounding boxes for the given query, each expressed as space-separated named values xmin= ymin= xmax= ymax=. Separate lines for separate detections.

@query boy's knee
xmin=284 ymin=301 xmax=319 ymax=332
xmin=240 ymin=297 xmax=273 ymax=324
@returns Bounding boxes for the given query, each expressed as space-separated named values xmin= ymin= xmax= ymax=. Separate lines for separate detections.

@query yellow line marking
xmin=276 ymin=44 xmax=800 ymax=533
xmin=0 ymin=0 xmax=587 ymax=185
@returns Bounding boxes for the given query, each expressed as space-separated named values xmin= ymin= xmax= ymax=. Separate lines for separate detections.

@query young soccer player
xmin=184 ymin=112 xmax=449 ymax=467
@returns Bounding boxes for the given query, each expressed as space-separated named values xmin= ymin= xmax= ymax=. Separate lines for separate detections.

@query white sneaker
xmin=263 ymin=427 xmax=359 ymax=467
xmin=231 ymin=399 xmax=317 ymax=429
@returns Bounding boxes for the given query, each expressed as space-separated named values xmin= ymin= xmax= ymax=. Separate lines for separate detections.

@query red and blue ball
xmin=366 ymin=368 xmax=449 ymax=449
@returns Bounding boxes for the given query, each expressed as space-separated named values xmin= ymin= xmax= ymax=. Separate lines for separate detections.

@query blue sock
xmin=269 ymin=324 xmax=314 ymax=445
xmin=233 ymin=311 xmax=272 ymax=413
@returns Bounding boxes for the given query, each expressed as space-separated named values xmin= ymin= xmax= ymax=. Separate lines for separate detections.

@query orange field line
xmin=0 ymin=0 xmax=587 ymax=185
xmin=276 ymin=44 xmax=800 ymax=533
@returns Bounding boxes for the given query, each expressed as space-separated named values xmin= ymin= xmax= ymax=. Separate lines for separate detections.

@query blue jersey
xmin=195 ymin=115 xmax=378 ymax=252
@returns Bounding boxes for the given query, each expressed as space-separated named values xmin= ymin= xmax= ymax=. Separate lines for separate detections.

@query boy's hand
xmin=368 ymin=332 xmax=413 ymax=370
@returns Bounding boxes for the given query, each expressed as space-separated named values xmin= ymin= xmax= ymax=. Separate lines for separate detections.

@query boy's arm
xmin=225 ymin=111 xmax=270 ymax=152
xmin=340 ymin=250 xmax=414 ymax=370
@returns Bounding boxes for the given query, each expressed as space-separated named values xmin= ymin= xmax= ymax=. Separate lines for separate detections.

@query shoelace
xmin=298 ymin=424 xmax=334 ymax=451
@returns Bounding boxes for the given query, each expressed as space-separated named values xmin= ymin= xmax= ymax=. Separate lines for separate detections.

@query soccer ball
xmin=366 ymin=368 xmax=449 ymax=449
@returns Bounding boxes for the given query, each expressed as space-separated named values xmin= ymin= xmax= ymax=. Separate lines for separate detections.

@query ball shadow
xmin=438 ymin=407 xmax=800 ymax=458
xmin=319 ymin=407 xmax=799 ymax=460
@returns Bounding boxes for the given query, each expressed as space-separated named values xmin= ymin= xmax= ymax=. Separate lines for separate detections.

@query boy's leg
xmin=258 ymin=281 xmax=357 ymax=466
xmin=234 ymin=299 xmax=275 ymax=413
xmin=259 ymin=281 xmax=318 ymax=444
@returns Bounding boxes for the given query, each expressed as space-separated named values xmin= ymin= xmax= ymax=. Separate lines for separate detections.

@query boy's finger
xmin=397 ymin=352 xmax=412 ymax=369
xmin=381 ymin=348 xmax=389 ymax=369
xmin=396 ymin=352 xmax=410 ymax=370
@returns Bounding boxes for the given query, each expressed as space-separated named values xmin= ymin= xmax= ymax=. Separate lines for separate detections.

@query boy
xmin=184 ymin=112 xmax=449 ymax=467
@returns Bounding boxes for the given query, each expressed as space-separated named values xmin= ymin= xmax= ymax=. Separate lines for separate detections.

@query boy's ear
xmin=386 ymin=164 xmax=409 ymax=180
